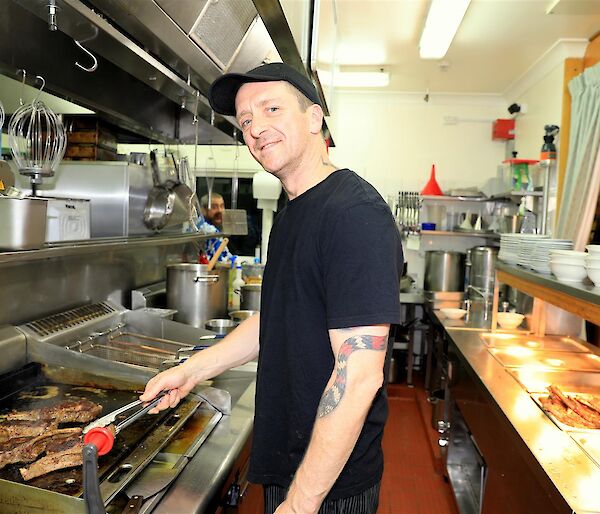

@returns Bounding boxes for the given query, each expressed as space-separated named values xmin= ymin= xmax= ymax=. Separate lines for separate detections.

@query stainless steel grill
xmin=2 ymin=301 xmax=235 ymax=513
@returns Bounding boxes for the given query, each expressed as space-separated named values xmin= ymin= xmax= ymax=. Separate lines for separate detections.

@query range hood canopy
xmin=0 ymin=0 xmax=292 ymax=145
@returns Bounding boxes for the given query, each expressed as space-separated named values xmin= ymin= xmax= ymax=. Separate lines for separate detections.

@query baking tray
xmin=481 ymin=333 xmax=589 ymax=352
xmin=507 ymin=369 xmax=600 ymax=394
xmin=488 ymin=348 xmax=600 ymax=372
xmin=531 ymin=392 xmax=600 ymax=434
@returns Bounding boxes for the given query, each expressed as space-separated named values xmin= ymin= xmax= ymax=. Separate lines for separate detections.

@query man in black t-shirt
xmin=141 ymin=63 xmax=402 ymax=514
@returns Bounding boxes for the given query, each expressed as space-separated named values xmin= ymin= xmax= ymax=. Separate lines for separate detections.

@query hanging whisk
xmin=8 ymin=76 xmax=67 ymax=195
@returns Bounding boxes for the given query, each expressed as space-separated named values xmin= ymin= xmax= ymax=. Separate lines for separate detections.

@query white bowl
xmin=549 ymin=261 xmax=587 ymax=282
xmin=440 ymin=308 xmax=467 ymax=320
xmin=550 ymin=257 xmax=586 ymax=266
xmin=585 ymin=255 xmax=600 ymax=265
xmin=587 ymin=267 xmax=600 ymax=287
xmin=496 ymin=312 xmax=525 ymax=330
xmin=550 ymin=250 xmax=585 ymax=258
xmin=586 ymin=245 xmax=600 ymax=254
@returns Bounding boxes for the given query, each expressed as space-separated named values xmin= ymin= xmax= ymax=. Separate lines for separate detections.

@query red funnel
xmin=421 ymin=164 xmax=443 ymax=196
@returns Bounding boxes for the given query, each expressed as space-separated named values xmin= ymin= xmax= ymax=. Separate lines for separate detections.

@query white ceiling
xmin=310 ymin=0 xmax=600 ymax=94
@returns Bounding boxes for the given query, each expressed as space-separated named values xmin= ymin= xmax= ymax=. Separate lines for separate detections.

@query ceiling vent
xmin=189 ymin=0 xmax=257 ymax=70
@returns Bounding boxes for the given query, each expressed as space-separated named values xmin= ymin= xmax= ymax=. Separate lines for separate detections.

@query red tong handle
xmin=84 ymin=426 xmax=115 ymax=456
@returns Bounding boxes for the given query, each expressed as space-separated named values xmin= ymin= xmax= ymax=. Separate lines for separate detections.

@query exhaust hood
xmin=1 ymin=0 xmax=331 ymax=146
xmin=0 ymin=0 xmax=289 ymax=144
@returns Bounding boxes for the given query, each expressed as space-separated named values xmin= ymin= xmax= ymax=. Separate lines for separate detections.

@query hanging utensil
xmin=8 ymin=75 xmax=67 ymax=196
xmin=222 ymin=130 xmax=248 ymax=236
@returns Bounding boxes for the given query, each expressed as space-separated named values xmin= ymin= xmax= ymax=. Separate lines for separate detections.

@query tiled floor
xmin=240 ymin=375 xmax=459 ymax=514
xmin=378 ymin=382 xmax=459 ymax=514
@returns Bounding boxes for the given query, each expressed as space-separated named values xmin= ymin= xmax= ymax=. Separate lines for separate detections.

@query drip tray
xmin=481 ymin=333 xmax=589 ymax=352
xmin=488 ymin=348 xmax=600 ymax=372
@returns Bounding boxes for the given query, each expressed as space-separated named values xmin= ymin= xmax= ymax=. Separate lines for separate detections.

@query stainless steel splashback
xmin=15 ymin=161 xmax=155 ymax=237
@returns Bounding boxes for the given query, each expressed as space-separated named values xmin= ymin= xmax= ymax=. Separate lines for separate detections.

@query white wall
xmin=325 ymin=90 xmax=507 ymax=199
xmin=511 ymin=63 xmax=564 ymax=159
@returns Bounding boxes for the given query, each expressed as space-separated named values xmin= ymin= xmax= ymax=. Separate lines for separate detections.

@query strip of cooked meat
xmin=548 ymin=385 xmax=600 ymax=428
xmin=5 ymin=398 xmax=102 ymax=424
xmin=20 ymin=440 xmax=83 ymax=481
xmin=0 ymin=427 xmax=82 ymax=470
xmin=541 ymin=395 xmax=597 ymax=429
xmin=0 ymin=420 xmax=56 ymax=444
xmin=576 ymin=395 xmax=600 ymax=415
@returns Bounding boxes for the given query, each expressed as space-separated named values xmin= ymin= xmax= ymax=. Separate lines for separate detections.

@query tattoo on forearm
xmin=317 ymin=335 xmax=387 ymax=418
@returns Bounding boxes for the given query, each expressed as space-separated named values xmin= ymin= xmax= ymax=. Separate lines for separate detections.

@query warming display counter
xmin=428 ymin=263 xmax=600 ymax=514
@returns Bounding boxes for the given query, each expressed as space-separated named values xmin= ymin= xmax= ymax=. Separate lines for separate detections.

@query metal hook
xmin=18 ymin=69 xmax=26 ymax=106
xmin=33 ymin=76 xmax=46 ymax=103
xmin=74 ymin=40 xmax=98 ymax=72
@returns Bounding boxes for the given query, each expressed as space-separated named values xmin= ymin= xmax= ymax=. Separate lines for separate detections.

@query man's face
xmin=204 ymin=196 xmax=225 ymax=228
xmin=235 ymin=81 xmax=314 ymax=178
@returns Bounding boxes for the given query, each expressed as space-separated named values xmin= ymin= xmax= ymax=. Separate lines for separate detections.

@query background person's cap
xmin=208 ymin=62 xmax=321 ymax=116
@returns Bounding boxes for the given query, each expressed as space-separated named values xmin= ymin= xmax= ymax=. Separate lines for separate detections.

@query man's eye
xmin=241 ymin=119 xmax=251 ymax=128
xmin=268 ymin=106 xmax=279 ymax=113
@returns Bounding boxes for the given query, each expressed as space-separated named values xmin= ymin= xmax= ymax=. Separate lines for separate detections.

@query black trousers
xmin=263 ymin=482 xmax=381 ymax=514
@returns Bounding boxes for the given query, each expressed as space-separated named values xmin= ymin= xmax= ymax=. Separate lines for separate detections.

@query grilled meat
xmin=20 ymin=439 xmax=83 ymax=481
xmin=540 ymin=396 xmax=597 ymax=429
xmin=542 ymin=385 xmax=600 ymax=429
xmin=0 ymin=420 xmax=56 ymax=444
xmin=577 ymin=395 xmax=600 ymax=415
xmin=0 ymin=427 xmax=82 ymax=470
xmin=5 ymin=398 xmax=102 ymax=424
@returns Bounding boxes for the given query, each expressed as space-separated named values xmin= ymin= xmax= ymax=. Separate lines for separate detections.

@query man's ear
xmin=309 ymin=104 xmax=324 ymax=135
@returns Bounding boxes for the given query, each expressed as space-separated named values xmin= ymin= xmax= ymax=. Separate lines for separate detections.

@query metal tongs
xmin=83 ymin=392 xmax=169 ymax=456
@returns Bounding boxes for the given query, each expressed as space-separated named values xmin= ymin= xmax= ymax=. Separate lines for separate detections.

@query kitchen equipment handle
xmin=193 ymin=276 xmax=219 ymax=283
xmin=206 ymin=237 xmax=229 ymax=271
xmin=83 ymin=443 xmax=107 ymax=514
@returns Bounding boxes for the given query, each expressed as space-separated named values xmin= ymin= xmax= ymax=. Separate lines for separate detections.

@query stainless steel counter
xmin=440 ymin=316 xmax=600 ymax=513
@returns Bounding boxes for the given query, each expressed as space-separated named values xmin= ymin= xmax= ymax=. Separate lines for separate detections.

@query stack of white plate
xmin=499 ymin=234 xmax=550 ymax=267
xmin=521 ymin=238 xmax=573 ymax=274
xmin=549 ymin=249 xmax=586 ymax=282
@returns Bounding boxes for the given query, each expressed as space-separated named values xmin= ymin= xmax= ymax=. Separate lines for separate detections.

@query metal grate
xmin=189 ymin=0 xmax=256 ymax=70
xmin=24 ymin=302 xmax=116 ymax=337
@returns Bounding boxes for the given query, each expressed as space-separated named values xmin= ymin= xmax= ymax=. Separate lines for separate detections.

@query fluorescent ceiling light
xmin=317 ymin=69 xmax=390 ymax=88
xmin=419 ymin=0 xmax=471 ymax=59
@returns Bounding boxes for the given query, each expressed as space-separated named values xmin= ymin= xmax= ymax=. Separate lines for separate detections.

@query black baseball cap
xmin=208 ymin=62 xmax=321 ymax=116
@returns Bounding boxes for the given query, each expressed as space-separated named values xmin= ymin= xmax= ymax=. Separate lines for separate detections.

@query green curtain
xmin=556 ymin=62 xmax=600 ymax=246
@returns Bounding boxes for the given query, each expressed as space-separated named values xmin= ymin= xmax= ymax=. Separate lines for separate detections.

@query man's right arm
xmin=140 ymin=313 xmax=260 ymax=411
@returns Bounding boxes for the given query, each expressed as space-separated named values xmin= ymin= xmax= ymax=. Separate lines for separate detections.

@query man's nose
xmin=249 ymin=115 xmax=268 ymax=139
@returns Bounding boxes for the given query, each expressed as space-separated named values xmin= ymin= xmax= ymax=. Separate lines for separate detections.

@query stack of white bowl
xmin=549 ymin=250 xmax=587 ymax=283
xmin=585 ymin=245 xmax=600 ymax=287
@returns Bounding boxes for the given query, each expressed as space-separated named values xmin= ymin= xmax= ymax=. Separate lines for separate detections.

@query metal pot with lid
xmin=424 ymin=251 xmax=465 ymax=292
xmin=166 ymin=263 xmax=228 ymax=328
xmin=466 ymin=246 xmax=498 ymax=298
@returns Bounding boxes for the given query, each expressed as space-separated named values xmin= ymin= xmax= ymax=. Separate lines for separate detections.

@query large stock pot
xmin=167 ymin=263 xmax=228 ymax=327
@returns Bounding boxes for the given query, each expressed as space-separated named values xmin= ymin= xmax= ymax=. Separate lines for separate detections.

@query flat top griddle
xmin=0 ymin=363 xmax=203 ymax=502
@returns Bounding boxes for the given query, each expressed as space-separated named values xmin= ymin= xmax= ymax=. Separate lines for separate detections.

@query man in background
xmin=197 ymin=192 xmax=233 ymax=263
xmin=200 ymin=193 xmax=225 ymax=230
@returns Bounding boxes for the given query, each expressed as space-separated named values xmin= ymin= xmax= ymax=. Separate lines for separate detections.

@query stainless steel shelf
xmin=421 ymin=230 xmax=500 ymax=239
xmin=496 ymin=261 xmax=600 ymax=307
xmin=0 ymin=233 xmax=217 ymax=265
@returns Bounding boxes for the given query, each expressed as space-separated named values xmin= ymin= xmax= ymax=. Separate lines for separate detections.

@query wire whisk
xmin=8 ymin=76 xmax=67 ymax=195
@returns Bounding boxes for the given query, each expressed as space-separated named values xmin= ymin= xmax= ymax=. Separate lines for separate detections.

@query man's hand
xmin=139 ymin=362 xmax=198 ymax=413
